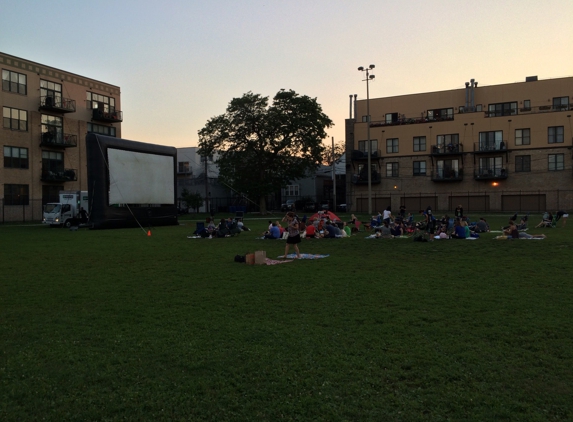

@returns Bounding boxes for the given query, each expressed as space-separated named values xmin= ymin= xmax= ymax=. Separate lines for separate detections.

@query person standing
xmin=283 ymin=212 xmax=302 ymax=258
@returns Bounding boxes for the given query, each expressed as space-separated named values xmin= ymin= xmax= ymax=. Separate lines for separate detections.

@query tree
xmin=322 ymin=140 xmax=345 ymax=166
xmin=198 ymin=90 xmax=333 ymax=213
xmin=179 ymin=188 xmax=203 ymax=213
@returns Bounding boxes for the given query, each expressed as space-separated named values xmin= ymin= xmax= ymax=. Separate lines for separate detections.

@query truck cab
xmin=43 ymin=190 xmax=88 ymax=228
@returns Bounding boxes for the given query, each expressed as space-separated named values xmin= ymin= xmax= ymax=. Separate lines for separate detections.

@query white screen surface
xmin=108 ymin=148 xmax=174 ymax=204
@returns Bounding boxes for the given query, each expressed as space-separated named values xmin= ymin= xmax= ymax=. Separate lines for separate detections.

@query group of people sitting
xmin=260 ymin=215 xmax=352 ymax=239
xmin=534 ymin=210 xmax=568 ymax=228
xmin=194 ymin=217 xmax=250 ymax=238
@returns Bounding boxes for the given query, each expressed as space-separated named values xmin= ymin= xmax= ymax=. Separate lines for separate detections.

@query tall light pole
xmin=358 ymin=65 xmax=375 ymax=215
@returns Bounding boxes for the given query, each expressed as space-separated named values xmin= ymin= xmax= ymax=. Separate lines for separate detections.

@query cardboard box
xmin=254 ymin=250 xmax=266 ymax=265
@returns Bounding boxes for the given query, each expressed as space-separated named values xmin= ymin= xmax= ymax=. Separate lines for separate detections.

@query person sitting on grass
xmin=263 ymin=222 xmax=281 ymax=239
xmin=304 ymin=222 xmax=317 ymax=238
xmin=535 ymin=212 xmax=553 ymax=228
xmin=390 ymin=221 xmax=404 ymax=237
xmin=451 ymin=219 xmax=466 ymax=239
xmin=505 ymin=221 xmax=546 ymax=239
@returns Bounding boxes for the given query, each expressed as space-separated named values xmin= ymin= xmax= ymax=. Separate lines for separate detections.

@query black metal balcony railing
xmin=92 ymin=108 xmax=123 ymax=123
xmin=485 ymin=104 xmax=571 ymax=118
xmin=369 ymin=114 xmax=454 ymax=128
xmin=39 ymin=96 xmax=76 ymax=113
xmin=351 ymin=149 xmax=381 ymax=160
xmin=352 ymin=172 xmax=381 ymax=185
xmin=431 ymin=169 xmax=463 ymax=182
xmin=41 ymin=168 xmax=77 ymax=182
xmin=474 ymin=168 xmax=508 ymax=180
xmin=40 ymin=132 xmax=78 ymax=148
xmin=430 ymin=143 xmax=463 ymax=155
xmin=473 ymin=142 xmax=507 ymax=153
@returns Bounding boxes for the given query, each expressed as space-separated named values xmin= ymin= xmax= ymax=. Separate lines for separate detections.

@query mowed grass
xmin=1 ymin=214 xmax=572 ymax=421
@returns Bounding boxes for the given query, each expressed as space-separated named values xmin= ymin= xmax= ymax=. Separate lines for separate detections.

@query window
xmin=523 ymin=100 xmax=531 ymax=110
xmin=4 ymin=184 xmax=29 ymax=205
xmin=413 ymin=161 xmax=426 ymax=176
xmin=386 ymin=162 xmax=398 ymax=177
xmin=427 ymin=108 xmax=453 ymax=121
xmin=200 ymin=154 xmax=213 ymax=162
xmin=41 ymin=114 xmax=63 ymax=144
xmin=515 ymin=155 xmax=531 ymax=172
xmin=40 ymin=80 xmax=62 ymax=107
xmin=553 ymin=97 xmax=569 ymax=111
xmin=3 ymin=107 xmax=27 ymax=131
xmin=478 ymin=131 xmax=504 ymax=151
xmin=42 ymin=151 xmax=64 ymax=176
xmin=358 ymin=140 xmax=378 ymax=154
xmin=386 ymin=138 xmax=398 ymax=153
xmin=475 ymin=104 xmax=483 ymax=112
xmin=548 ymin=126 xmax=564 ymax=144
xmin=413 ymin=136 xmax=426 ymax=152
xmin=436 ymin=159 xmax=459 ymax=179
xmin=86 ymin=92 xmax=116 ymax=112
xmin=4 ymin=146 xmax=28 ymax=169
xmin=361 ymin=115 xmax=370 ymax=122
xmin=478 ymin=157 xmax=504 ymax=177
xmin=284 ymin=185 xmax=299 ymax=196
xmin=515 ymin=129 xmax=530 ymax=146
xmin=436 ymin=134 xmax=459 ymax=148
xmin=548 ymin=154 xmax=564 ymax=171
xmin=2 ymin=69 xmax=27 ymax=94
xmin=488 ymin=102 xmax=517 ymax=117
xmin=87 ymin=123 xmax=116 ymax=137
xmin=385 ymin=113 xmax=398 ymax=124
xmin=178 ymin=162 xmax=190 ymax=173
xmin=42 ymin=185 xmax=63 ymax=204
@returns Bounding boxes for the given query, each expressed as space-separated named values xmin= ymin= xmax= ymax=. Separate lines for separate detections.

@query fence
xmin=351 ymin=190 xmax=573 ymax=214
xmin=0 ymin=199 xmax=45 ymax=224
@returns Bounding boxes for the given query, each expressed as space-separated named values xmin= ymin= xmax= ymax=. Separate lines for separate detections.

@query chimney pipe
xmin=353 ymin=94 xmax=357 ymax=119
xmin=349 ymin=95 xmax=353 ymax=119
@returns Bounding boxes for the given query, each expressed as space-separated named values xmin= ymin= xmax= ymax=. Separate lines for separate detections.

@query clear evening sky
xmin=1 ymin=0 xmax=572 ymax=149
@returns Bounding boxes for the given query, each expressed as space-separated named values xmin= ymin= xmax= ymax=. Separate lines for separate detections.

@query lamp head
xmin=358 ymin=66 xmax=364 ymax=71
xmin=369 ymin=75 xmax=375 ymax=80
xmin=369 ymin=64 xmax=375 ymax=69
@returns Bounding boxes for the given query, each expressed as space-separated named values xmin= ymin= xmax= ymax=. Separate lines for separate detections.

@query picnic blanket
xmin=265 ymin=257 xmax=293 ymax=265
xmin=278 ymin=253 xmax=330 ymax=259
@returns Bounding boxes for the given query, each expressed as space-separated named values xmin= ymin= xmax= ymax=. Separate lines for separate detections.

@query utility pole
xmin=332 ymin=136 xmax=336 ymax=212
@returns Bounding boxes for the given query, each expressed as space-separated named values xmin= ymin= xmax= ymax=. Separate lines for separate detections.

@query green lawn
xmin=1 ymin=214 xmax=571 ymax=421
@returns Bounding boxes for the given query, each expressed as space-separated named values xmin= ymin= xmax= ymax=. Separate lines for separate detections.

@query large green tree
xmin=198 ymin=90 xmax=333 ymax=213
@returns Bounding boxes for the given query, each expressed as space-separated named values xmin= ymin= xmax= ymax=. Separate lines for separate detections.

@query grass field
xmin=1 ymin=213 xmax=572 ymax=421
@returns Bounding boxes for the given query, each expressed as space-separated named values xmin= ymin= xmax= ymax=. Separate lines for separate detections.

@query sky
xmin=1 ymin=0 xmax=572 ymax=149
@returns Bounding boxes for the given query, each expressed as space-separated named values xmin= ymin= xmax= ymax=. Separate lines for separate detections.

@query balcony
xmin=430 ymin=143 xmax=463 ymax=156
xmin=92 ymin=108 xmax=123 ymax=123
xmin=40 ymin=132 xmax=78 ymax=148
xmin=369 ymin=114 xmax=454 ymax=128
xmin=351 ymin=149 xmax=381 ymax=160
xmin=41 ymin=168 xmax=77 ymax=182
xmin=473 ymin=142 xmax=508 ymax=154
xmin=431 ymin=169 xmax=463 ymax=182
xmin=474 ymin=168 xmax=508 ymax=181
xmin=39 ymin=96 xmax=76 ymax=113
xmin=485 ymin=104 xmax=571 ymax=118
xmin=352 ymin=171 xmax=381 ymax=185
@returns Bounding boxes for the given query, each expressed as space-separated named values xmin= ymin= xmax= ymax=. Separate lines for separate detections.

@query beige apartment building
xmin=1 ymin=52 xmax=122 ymax=222
xmin=346 ymin=76 xmax=573 ymax=214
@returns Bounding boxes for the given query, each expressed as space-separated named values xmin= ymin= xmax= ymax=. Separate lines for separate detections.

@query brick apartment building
xmin=1 ymin=52 xmax=122 ymax=222
xmin=346 ymin=76 xmax=573 ymax=214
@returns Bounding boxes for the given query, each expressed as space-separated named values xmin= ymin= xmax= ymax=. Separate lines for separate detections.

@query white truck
xmin=42 ymin=190 xmax=89 ymax=228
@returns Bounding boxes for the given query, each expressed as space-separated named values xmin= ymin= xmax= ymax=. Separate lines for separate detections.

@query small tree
xmin=179 ymin=189 xmax=203 ymax=213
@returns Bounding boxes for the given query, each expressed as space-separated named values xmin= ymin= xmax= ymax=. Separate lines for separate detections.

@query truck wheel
xmin=64 ymin=220 xmax=72 ymax=228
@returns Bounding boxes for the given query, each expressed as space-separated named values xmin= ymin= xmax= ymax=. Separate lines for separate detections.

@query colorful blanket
xmin=278 ymin=253 xmax=330 ymax=259
xmin=265 ymin=258 xmax=293 ymax=265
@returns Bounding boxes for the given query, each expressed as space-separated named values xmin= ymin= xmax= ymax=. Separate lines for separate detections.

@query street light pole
xmin=358 ymin=65 xmax=375 ymax=215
